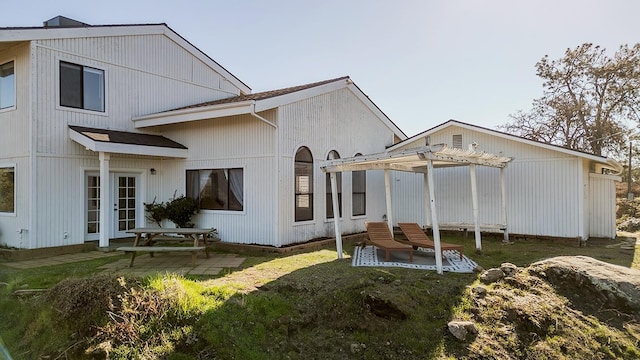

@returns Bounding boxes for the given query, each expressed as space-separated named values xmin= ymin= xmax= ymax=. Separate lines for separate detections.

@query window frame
xmin=58 ymin=60 xmax=106 ymax=113
xmin=0 ymin=164 xmax=16 ymax=216
xmin=351 ymin=153 xmax=366 ymax=218
xmin=186 ymin=167 xmax=245 ymax=212
xmin=0 ymin=59 xmax=16 ymax=112
xmin=294 ymin=146 xmax=314 ymax=223
xmin=325 ymin=150 xmax=342 ymax=220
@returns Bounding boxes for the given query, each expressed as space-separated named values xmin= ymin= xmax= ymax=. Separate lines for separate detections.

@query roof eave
xmin=389 ymin=119 xmax=622 ymax=165
xmin=132 ymin=100 xmax=255 ymax=128
xmin=69 ymin=128 xmax=188 ymax=158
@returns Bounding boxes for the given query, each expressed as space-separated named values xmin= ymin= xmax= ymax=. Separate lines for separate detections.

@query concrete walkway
xmin=2 ymin=250 xmax=246 ymax=277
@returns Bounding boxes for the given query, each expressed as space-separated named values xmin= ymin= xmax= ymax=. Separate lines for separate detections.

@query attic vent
xmin=452 ymin=134 xmax=462 ymax=149
xmin=43 ymin=16 xmax=89 ymax=28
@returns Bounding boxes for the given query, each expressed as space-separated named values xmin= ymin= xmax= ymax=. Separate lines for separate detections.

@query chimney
xmin=43 ymin=16 xmax=90 ymax=28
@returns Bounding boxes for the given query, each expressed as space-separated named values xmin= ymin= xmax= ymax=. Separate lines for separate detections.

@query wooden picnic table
xmin=119 ymin=227 xmax=215 ymax=267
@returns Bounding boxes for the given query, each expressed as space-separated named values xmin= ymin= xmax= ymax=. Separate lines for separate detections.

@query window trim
xmin=351 ymin=153 xmax=366 ymax=218
xmin=0 ymin=58 xmax=16 ymax=113
xmin=325 ymin=150 xmax=342 ymax=220
xmin=56 ymin=59 xmax=108 ymax=115
xmin=294 ymin=146 xmax=314 ymax=222
xmin=186 ymin=167 xmax=245 ymax=213
xmin=0 ymin=163 xmax=16 ymax=216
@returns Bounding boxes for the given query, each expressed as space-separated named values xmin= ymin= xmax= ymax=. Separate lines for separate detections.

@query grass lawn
xmin=0 ymin=233 xmax=638 ymax=359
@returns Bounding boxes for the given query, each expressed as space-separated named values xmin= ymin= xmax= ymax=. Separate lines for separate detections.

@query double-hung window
xmin=325 ymin=150 xmax=342 ymax=219
xmin=0 ymin=166 xmax=15 ymax=213
xmin=0 ymin=61 xmax=15 ymax=110
xmin=186 ymin=168 xmax=244 ymax=211
xmin=60 ymin=61 xmax=105 ymax=112
xmin=295 ymin=147 xmax=314 ymax=221
xmin=352 ymin=153 xmax=366 ymax=216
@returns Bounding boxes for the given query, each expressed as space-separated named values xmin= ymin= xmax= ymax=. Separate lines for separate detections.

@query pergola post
xmin=500 ymin=167 xmax=509 ymax=242
xmin=470 ymin=164 xmax=482 ymax=251
xmin=426 ymin=160 xmax=443 ymax=274
xmin=384 ymin=169 xmax=394 ymax=237
xmin=330 ymin=172 xmax=343 ymax=258
xmin=99 ymin=152 xmax=110 ymax=248
xmin=423 ymin=173 xmax=431 ymax=227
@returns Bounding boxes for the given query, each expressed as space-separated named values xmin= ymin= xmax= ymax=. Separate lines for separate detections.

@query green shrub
xmin=165 ymin=195 xmax=198 ymax=228
xmin=144 ymin=194 xmax=198 ymax=228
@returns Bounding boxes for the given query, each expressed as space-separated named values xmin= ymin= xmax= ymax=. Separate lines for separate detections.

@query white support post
xmin=426 ymin=160 xmax=443 ymax=274
xmin=423 ymin=172 xmax=432 ymax=227
xmin=470 ymin=164 xmax=482 ymax=251
xmin=99 ymin=152 xmax=110 ymax=248
xmin=384 ymin=169 xmax=394 ymax=237
xmin=330 ymin=172 xmax=343 ymax=258
xmin=500 ymin=167 xmax=509 ymax=242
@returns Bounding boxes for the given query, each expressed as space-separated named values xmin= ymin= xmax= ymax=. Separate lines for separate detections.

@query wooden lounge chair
xmin=398 ymin=222 xmax=463 ymax=260
xmin=365 ymin=222 xmax=413 ymax=262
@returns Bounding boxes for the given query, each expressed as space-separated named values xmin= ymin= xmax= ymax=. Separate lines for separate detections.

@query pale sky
xmin=2 ymin=0 xmax=640 ymax=137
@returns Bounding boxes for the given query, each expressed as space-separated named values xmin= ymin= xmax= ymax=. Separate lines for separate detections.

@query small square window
xmin=60 ymin=61 xmax=104 ymax=112
xmin=0 ymin=167 xmax=15 ymax=213
xmin=0 ymin=61 xmax=15 ymax=110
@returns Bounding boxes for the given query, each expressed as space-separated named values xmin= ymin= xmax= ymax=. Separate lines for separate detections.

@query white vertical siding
xmin=393 ymin=125 xmax=588 ymax=238
xmin=277 ymin=88 xmax=395 ymax=246
xmin=158 ymin=112 xmax=278 ymax=246
xmin=22 ymin=32 xmax=247 ymax=248
xmin=0 ymin=43 xmax=31 ymax=248
xmin=588 ymin=173 xmax=617 ymax=238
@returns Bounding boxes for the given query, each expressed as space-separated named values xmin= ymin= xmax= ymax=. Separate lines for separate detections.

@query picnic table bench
xmin=118 ymin=228 xmax=216 ymax=267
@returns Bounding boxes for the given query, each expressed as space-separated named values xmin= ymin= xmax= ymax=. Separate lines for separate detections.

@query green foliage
xmin=1 ymin=239 xmax=638 ymax=359
xmin=144 ymin=199 xmax=167 ymax=227
xmin=164 ymin=195 xmax=198 ymax=228
xmin=501 ymin=43 xmax=640 ymax=157
xmin=144 ymin=194 xmax=198 ymax=228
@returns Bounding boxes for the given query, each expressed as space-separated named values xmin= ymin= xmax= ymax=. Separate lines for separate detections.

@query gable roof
xmin=388 ymin=119 xmax=623 ymax=173
xmin=69 ymin=125 xmax=188 ymax=158
xmin=132 ymin=76 xmax=408 ymax=139
xmin=0 ymin=20 xmax=250 ymax=94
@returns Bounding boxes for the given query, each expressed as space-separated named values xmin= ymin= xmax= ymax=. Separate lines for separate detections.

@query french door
xmin=86 ymin=172 xmax=140 ymax=240
xmin=113 ymin=174 xmax=138 ymax=238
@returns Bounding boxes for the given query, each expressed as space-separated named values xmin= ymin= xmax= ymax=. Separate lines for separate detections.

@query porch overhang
xmin=69 ymin=125 xmax=188 ymax=158
xmin=321 ymin=145 xmax=513 ymax=173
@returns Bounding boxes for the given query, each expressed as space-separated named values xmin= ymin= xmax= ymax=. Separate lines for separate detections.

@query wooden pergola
xmin=320 ymin=144 xmax=513 ymax=274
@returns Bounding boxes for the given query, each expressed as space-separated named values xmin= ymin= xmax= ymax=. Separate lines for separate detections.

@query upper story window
xmin=0 ymin=166 xmax=15 ymax=213
xmin=295 ymin=146 xmax=314 ymax=222
xmin=186 ymin=168 xmax=244 ymax=211
xmin=0 ymin=61 xmax=15 ymax=110
xmin=325 ymin=150 xmax=342 ymax=219
xmin=60 ymin=61 xmax=104 ymax=112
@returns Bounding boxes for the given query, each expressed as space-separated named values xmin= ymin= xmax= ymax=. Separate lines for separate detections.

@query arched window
xmin=352 ymin=153 xmax=366 ymax=216
xmin=326 ymin=150 xmax=342 ymax=219
xmin=295 ymin=146 xmax=313 ymax=222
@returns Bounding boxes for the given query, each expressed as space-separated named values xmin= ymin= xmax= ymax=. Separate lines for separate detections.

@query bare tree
xmin=501 ymin=43 xmax=640 ymax=157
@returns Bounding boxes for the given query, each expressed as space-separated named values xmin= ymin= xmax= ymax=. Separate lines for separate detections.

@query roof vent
xmin=43 ymin=16 xmax=89 ymax=28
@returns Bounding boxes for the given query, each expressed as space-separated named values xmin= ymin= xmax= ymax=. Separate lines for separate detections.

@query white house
xmin=0 ymin=17 xmax=622 ymax=252
xmin=0 ymin=16 xmax=406 ymax=250
xmin=389 ymin=120 xmax=623 ymax=242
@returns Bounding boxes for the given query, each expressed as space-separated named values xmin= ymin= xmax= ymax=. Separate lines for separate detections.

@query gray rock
xmin=480 ymin=268 xmax=505 ymax=283
xmin=471 ymin=286 xmax=487 ymax=298
xmin=448 ymin=320 xmax=477 ymax=341
xmin=529 ymin=256 xmax=640 ymax=312
xmin=500 ymin=262 xmax=518 ymax=276
xmin=350 ymin=343 xmax=366 ymax=353
xmin=473 ymin=265 xmax=485 ymax=273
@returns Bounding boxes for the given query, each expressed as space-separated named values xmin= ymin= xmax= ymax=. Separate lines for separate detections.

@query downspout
xmin=249 ymin=104 xmax=279 ymax=246
xmin=250 ymin=103 xmax=277 ymax=129
xmin=28 ymin=41 xmax=37 ymax=249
